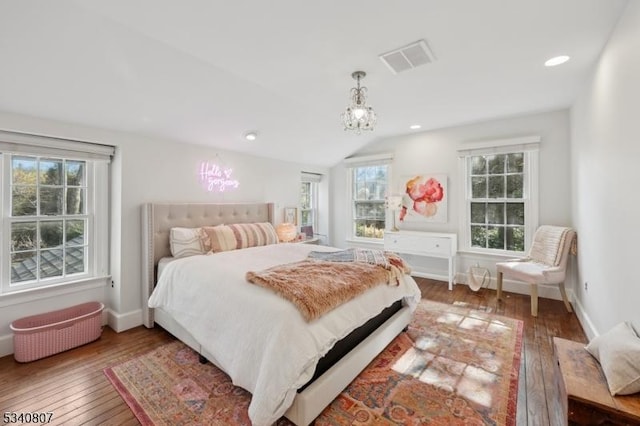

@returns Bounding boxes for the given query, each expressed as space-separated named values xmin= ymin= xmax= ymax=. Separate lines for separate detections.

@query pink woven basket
xmin=10 ymin=301 xmax=104 ymax=363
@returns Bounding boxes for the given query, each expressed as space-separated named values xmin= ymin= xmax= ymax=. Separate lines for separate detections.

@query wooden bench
xmin=554 ymin=337 xmax=640 ymax=425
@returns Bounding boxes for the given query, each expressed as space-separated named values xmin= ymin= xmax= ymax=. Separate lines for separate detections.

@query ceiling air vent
xmin=379 ymin=39 xmax=436 ymax=74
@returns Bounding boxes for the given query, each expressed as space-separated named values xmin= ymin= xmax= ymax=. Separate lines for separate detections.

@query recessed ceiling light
xmin=544 ymin=55 xmax=570 ymax=67
xmin=409 ymin=124 xmax=421 ymax=130
xmin=244 ymin=131 xmax=257 ymax=141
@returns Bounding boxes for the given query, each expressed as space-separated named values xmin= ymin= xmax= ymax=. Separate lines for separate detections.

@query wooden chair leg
xmin=530 ymin=283 xmax=538 ymax=317
xmin=497 ymin=271 xmax=503 ymax=301
xmin=558 ymin=282 xmax=573 ymax=313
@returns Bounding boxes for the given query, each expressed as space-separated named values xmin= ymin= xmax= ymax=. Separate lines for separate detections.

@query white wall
xmin=570 ymin=1 xmax=640 ymax=338
xmin=114 ymin=136 xmax=329 ymax=327
xmin=0 ymin=111 xmax=329 ymax=355
xmin=331 ymin=109 xmax=572 ymax=294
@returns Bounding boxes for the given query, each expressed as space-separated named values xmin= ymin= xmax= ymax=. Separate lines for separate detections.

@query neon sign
xmin=199 ymin=161 xmax=240 ymax=192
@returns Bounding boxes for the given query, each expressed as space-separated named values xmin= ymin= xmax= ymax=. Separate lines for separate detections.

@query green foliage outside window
xmin=352 ymin=165 xmax=388 ymax=239
xmin=355 ymin=220 xmax=385 ymax=238
xmin=469 ymin=153 xmax=525 ymax=252
xmin=9 ymin=155 xmax=88 ymax=283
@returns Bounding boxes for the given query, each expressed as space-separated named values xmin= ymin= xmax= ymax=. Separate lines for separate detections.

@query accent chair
xmin=496 ymin=226 xmax=576 ymax=317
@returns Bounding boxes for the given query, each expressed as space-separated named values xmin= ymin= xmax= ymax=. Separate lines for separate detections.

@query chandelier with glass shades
xmin=341 ymin=71 xmax=377 ymax=134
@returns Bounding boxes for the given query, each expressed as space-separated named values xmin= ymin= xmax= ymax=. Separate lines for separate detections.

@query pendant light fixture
xmin=341 ymin=71 xmax=377 ymax=134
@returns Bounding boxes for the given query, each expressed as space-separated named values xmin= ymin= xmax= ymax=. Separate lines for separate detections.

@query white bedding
xmin=156 ymin=256 xmax=175 ymax=278
xmin=148 ymin=243 xmax=421 ymax=426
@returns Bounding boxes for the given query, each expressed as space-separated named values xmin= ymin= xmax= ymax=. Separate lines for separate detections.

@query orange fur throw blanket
xmin=246 ymin=258 xmax=407 ymax=321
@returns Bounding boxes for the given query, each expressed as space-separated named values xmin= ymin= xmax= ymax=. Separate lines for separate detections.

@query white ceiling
xmin=0 ymin=0 xmax=629 ymax=167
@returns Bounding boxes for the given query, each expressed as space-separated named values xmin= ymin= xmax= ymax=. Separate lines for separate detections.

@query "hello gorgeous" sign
xmin=199 ymin=161 xmax=240 ymax=192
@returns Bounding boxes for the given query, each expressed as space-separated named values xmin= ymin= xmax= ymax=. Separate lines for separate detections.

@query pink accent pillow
xmin=203 ymin=222 xmax=278 ymax=253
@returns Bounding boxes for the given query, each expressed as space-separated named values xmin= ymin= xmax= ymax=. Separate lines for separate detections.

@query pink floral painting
xmin=399 ymin=174 xmax=447 ymax=223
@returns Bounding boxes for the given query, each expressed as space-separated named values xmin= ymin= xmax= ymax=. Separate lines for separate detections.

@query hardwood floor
xmin=0 ymin=278 xmax=587 ymax=425
xmin=0 ymin=325 xmax=173 ymax=426
xmin=416 ymin=278 xmax=587 ymax=426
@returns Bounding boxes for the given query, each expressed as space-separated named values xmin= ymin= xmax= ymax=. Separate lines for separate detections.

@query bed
xmin=141 ymin=202 xmax=421 ymax=426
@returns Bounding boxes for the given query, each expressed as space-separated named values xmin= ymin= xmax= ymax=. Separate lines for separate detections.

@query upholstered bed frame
xmin=140 ymin=202 xmax=412 ymax=425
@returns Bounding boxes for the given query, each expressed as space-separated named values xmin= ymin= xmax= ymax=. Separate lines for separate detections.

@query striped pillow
xmin=204 ymin=222 xmax=279 ymax=253
xmin=169 ymin=227 xmax=209 ymax=258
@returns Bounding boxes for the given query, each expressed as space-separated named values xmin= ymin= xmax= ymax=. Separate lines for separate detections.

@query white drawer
xmin=385 ymin=234 xmax=451 ymax=256
xmin=383 ymin=231 xmax=457 ymax=290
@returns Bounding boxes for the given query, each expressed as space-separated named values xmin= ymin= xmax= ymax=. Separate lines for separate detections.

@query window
xmin=300 ymin=179 xmax=317 ymax=231
xmin=460 ymin=137 xmax=539 ymax=253
xmin=346 ymin=154 xmax=392 ymax=240
xmin=300 ymin=172 xmax=322 ymax=232
xmin=0 ymin=131 xmax=113 ymax=295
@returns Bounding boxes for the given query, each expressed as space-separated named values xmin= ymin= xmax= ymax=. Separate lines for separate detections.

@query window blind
xmin=301 ymin=171 xmax=323 ymax=183
xmin=343 ymin=152 xmax=394 ymax=167
xmin=0 ymin=130 xmax=115 ymax=161
xmin=457 ymin=135 xmax=540 ymax=157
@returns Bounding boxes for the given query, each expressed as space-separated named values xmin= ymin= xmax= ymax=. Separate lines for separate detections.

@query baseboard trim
xmin=453 ymin=272 xmax=567 ymax=301
xmin=107 ymin=308 xmax=142 ymax=332
xmin=573 ymin=297 xmax=598 ymax=340
xmin=411 ymin=271 xmax=449 ymax=282
xmin=0 ymin=333 xmax=12 ymax=358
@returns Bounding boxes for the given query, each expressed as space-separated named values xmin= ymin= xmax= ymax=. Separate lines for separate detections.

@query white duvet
xmin=148 ymin=243 xmax=421 ymax=426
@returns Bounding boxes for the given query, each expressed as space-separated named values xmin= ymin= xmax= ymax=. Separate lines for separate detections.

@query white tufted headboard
xmin=141 ymin=202 xmax=275 ymax=327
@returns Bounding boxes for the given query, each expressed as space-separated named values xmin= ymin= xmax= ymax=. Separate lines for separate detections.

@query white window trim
xmin=0 ymin=276 xmax=109 ymax=308
xmin=345 ymin=153 xmax=393 ymax=242
xmin=0 ymin=130 xmax=112 ymax=299
xmin=457 ymin=136 xmax=539 ymax=255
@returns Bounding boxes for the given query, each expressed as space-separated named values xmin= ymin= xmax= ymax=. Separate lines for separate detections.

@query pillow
xmin=203 ymin=222 xmax=278 ymax=253
xmin=169 ymin=227 xmax=209 ymax=258
xmin=585 ymin=321 xmax=640 ymax=395
xmin=203 ymin=225 xmax=237 ymax=253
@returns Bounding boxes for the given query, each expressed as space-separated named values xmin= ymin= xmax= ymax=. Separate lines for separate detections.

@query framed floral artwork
xmin=398 ymin=174 xmax=448 ymax=224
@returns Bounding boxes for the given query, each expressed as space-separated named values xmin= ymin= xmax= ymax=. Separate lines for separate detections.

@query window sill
xmin=0 ymin=275 xmax=110 ymax=307
xmin=456 ymin=249 xmax=525 ymax=260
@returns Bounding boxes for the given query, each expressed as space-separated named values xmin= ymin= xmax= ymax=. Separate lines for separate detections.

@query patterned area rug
xmin=105 ymin=300 xmax=523 ymax=425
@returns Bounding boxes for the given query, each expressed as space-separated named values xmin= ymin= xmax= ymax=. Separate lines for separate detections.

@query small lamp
xmin=386 ymin=195 xmax=403 ymax=231
xmin=276 ymin=223 xmax=297 ymax=242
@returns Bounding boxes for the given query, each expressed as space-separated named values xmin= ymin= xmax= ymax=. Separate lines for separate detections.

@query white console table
xmin=384 ymin=230 xmax=457 ymax=290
